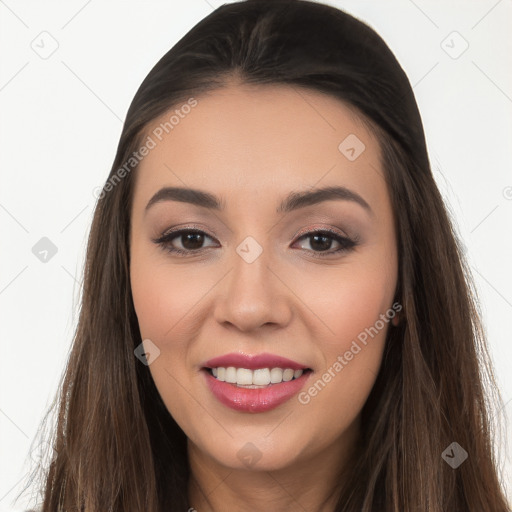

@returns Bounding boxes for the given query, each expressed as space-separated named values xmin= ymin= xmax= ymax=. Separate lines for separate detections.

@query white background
xmin=1 ymin=0 xmax=511 ymax=510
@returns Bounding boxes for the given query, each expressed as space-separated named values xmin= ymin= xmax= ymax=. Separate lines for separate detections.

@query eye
xmin=292 ymin=229 xmax=358 ymax=258
xmin=152 ymin=228 xmax=219 ymax=256
xmin=153 ymin=226 xmax=358 ymax=258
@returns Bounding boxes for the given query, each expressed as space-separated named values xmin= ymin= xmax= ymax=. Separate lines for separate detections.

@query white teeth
xmin=253 ymin=368 xmax=271 ymax=386
xmin=236 ymin=368 xmax=253 ymax=385
xmin=282 ymin=369 xmax=294 ymax=382
xmin=225 ymin=367 xmax=237 ymax=383
xmin=209 ymin=367 xmax=305 ymax=386
xmin=270 ymin=368 xmax=283 ymax=383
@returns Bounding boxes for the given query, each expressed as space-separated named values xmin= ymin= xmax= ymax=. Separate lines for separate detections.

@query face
xmin=129 ymin=83 xmax=398 ymax=473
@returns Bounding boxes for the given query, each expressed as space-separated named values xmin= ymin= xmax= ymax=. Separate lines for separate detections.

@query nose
xmin=213 ymin=242 xmax=292 ymax=333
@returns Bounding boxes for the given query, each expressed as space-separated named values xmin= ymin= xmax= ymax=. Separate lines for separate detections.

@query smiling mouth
xmin=203 ymin=366 xmax=313 ymax=388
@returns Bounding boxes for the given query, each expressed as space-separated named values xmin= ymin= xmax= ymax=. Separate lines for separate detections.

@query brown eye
xmin=293 ymin=230 xmax=357 ymax=257
xmin=177 ymin=231 xmax=206 ymax=250
xmin=154 ymin=229 xmax=218 ymax=255
xmin=153 ymin=227 xmax=358 ymax=258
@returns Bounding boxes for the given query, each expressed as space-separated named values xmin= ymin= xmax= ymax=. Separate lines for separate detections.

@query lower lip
xmin=203 ymin=369 xmax=311 ymax=413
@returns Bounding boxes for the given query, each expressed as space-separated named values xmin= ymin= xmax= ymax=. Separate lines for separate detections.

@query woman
xmin=22 ymin=0 xmax=510 ymax=510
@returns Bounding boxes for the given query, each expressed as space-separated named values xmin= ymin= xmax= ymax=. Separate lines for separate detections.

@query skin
xmin=129 ymin=81 xmax=399 ymax=512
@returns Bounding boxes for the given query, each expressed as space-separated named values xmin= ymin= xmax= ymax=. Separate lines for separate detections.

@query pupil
xmin=310 ymin=234 xmax=331 ymax=251
xmin=182 ymin=232 xmax=204 ymax=250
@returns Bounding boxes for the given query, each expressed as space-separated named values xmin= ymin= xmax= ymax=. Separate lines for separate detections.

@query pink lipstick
xmin=201 ymin=352 xmax=312 ymax=413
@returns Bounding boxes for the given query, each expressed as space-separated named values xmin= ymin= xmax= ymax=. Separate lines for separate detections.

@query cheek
xmin=330 ymin=277 xmax=392 ymax=343
xmin=131 ymin=266 xmax=170 ymax=343
xmin=130 ymin=252 xmax=205 ymax=346
xmin=130 ymin=256 xmax=201 ymax=418
xmin=294 ymin=256 xmax=395 ymax=416
xmin=298 ymin=258 xmax=396 ymax=347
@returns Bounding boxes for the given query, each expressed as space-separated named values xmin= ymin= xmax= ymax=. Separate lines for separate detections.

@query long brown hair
xmin=19 ymin=0 xmax=510 ymax=510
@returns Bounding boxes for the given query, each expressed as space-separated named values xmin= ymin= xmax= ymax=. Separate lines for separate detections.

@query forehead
xmin=132 ymin=83 xmax=387 ymax=216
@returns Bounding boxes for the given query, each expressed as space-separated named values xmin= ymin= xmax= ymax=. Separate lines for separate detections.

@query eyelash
xmin=152 ymin=226 xmax=359 ymax=258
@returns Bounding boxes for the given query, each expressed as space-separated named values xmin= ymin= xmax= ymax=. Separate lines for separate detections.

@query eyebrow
xmin=144 ymin=185 xmax=373 ymax=216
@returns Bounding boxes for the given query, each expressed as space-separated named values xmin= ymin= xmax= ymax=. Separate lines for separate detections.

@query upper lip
xmin=202 ymin=352 xmax=311 ymax=371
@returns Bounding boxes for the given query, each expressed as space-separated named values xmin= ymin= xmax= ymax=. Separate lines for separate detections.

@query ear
xmin=391 ymin=312 xmax=400 ymax=326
